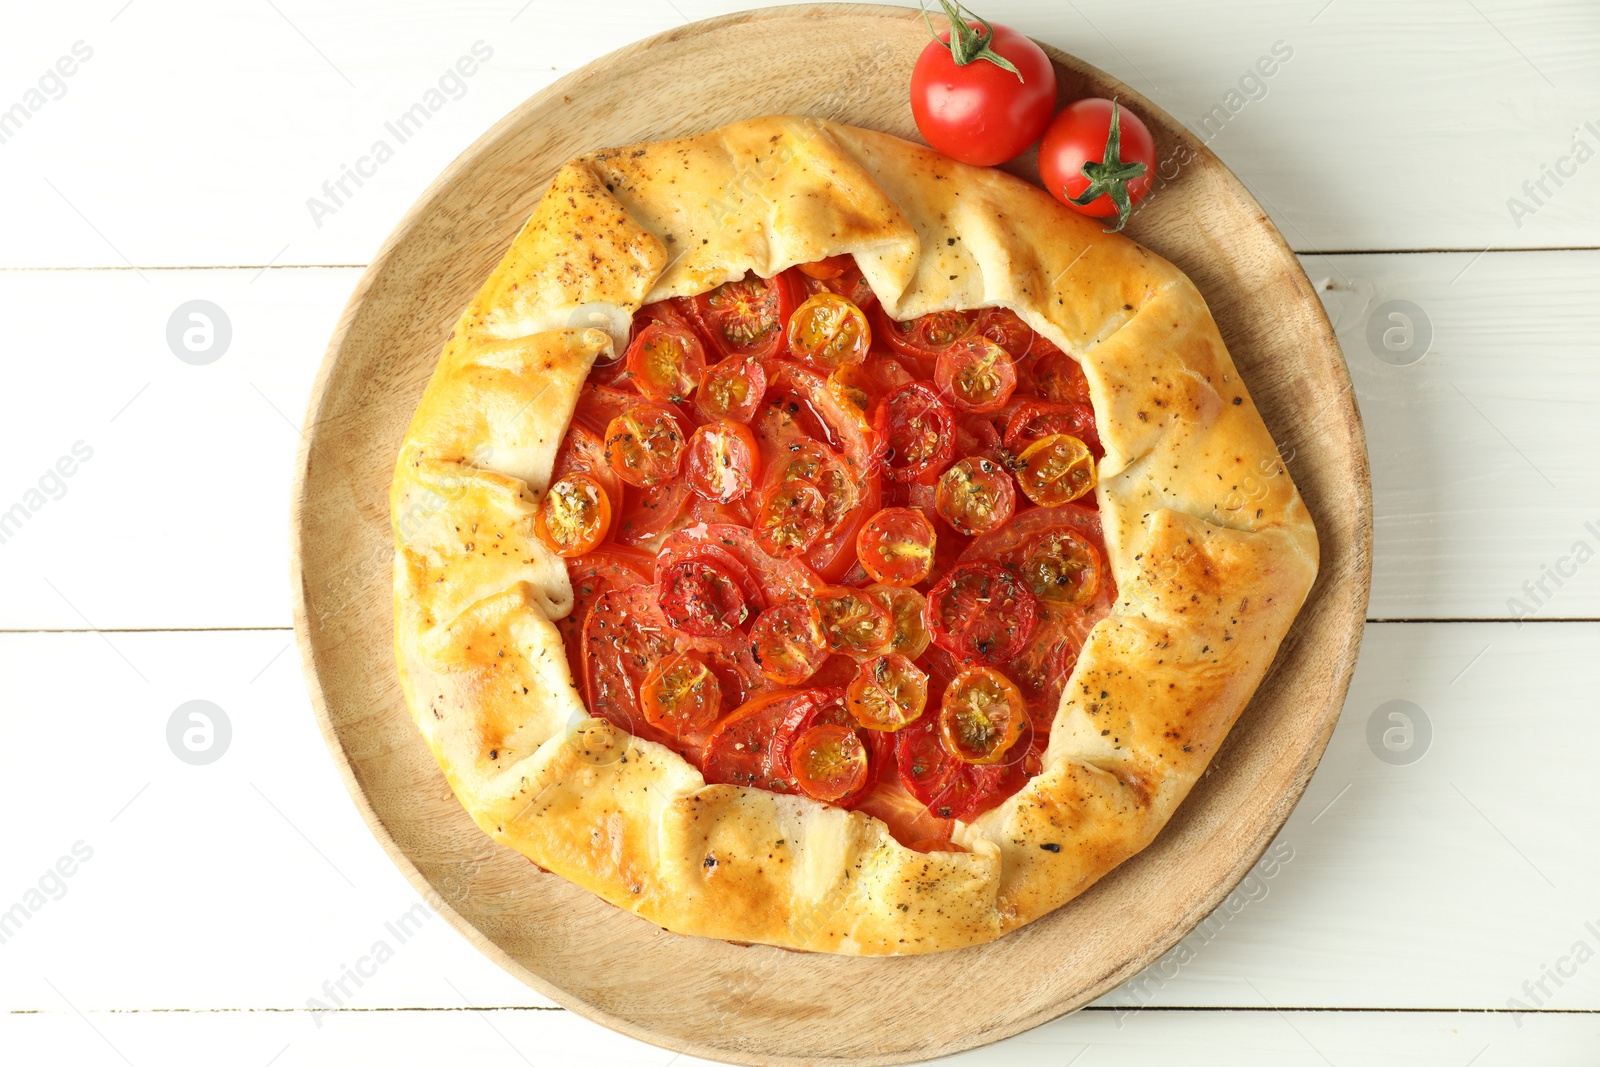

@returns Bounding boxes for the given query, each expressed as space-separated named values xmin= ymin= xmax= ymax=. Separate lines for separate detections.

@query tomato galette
xmin=391 ymin=115 xmax=1318 ymax=955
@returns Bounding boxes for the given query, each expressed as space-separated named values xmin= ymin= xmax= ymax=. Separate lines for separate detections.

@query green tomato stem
xmin=1066 ymin=99 xmax=1148 ymax=233
xmin=921 ymin=0 xmax=1023 ymax=79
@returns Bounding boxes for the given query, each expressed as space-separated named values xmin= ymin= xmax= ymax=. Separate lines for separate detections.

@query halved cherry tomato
xmin=625 ymin=321 xmax=706 ymax=403
xmin=685 ymin=420 xmax=760 ymax=504
xmin=1015 ymin=433 xmax=1097 ymax=506
xmin=846 ymin=653 xmax=929 ymax=731
xmin=977 ymin=307 xmax=1037 ymax=359
xmin=534 ymin=472 xmax=612 ymax=558
xmin=874 ymin=382 xmax=955 ymax=483
xmin=1016 ymin=526 xmax=1100 ymax=607
xmin=753 ymin=480 xmax=827 ymax=558
xmin=925 ymin=560 xmax=1038 ymax=663
xmin=938 ymin=665 xmax=1026 ymax=765
xmin=812 ymin=585 xmax=894 ymax=657
xmin=697 ymin=356 xmax=768 ymax=424
xmin=864 ymin=584 xmax=931 ymax=660
xmin=934 ymin=457 xmax=1016 ymax=537
xmin=702 ymin=689 xmax=820 ymax=794
xmin=785 ymin=293 xmax=871 ymax=373
xmin=960 ymin=504 xmax=1114 ymax=615
xmin=641 ymin=652 xmax=722 ymax=734
xmin=604 ymin=403 xmax=687 ymax=488
xmin=802 ymin=259 xmax=877 ymax=309
xmin=657 ymin=556 xmax=748 ymax=637
xmin=552 ymin=423 xmax=624 ymax=535
xmin=935 ymin=337 xmax=1016 ymax=413
xmin=749 ymin=602 xmax=831 ymax=685
xmin=788 ymin=723 xmax=869 ymax=802
xmin=827 ymin=358 xmax=915 ymax=431
xmin=877 ymin=307 xmax=979 ymax=362
xmin=1003 ymin=399 xmax=1102 ymax=458
xmin=856 ymin=507 xmax=936 ymax=586
xmin=689 ymin=272 xmax=799 ymax=361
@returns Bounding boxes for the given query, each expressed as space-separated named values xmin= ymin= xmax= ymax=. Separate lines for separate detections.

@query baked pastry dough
xmin=391 ymin=115 xmax=1318 ymax=955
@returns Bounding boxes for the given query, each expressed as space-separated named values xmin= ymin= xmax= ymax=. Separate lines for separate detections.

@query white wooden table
xmin=3 ymin=1 xmax=1597 ymax=1063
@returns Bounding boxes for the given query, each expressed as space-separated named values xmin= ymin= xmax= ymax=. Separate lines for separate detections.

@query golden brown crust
xmin=390 ymin=115 xmax=1319 ymax=955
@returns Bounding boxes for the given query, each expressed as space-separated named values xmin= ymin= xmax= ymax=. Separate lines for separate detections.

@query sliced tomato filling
xmin=549 ymin=259 xmax=1114 ymax=835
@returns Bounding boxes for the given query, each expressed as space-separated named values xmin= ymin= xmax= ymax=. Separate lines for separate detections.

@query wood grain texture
xmin=4 ymin=625 xmax=1597 ymax=1016
xmin=4 ymin=0 xmax=1596 ymax=268
xmin=4 ymin=251 xmax=1594 ymax=631
xmin=7 ymin=1005 xmax=1599 ymax=1067
xmin=288 ymin=6 xmax=1369 ymax=1063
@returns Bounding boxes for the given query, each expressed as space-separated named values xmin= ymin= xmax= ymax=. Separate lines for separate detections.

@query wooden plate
xmin=290 ymin=5 xmax=1371 ymax=1064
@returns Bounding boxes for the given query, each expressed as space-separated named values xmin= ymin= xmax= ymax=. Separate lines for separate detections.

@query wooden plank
xmin=1 ymin=623 xmax=1596 ymax=1014
xmin=1 ymin=1 xmax=1596 ymax=269
xmin=2 ymin=1007 xmax=1596 ymax=1067
xmin=3 ymin=250 xmax=1596 ymax=629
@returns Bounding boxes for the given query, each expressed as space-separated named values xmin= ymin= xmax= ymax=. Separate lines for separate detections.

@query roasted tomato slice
xmin=558 ymin=546 xmax=654 ymax=667
xmin=582 ymin=585 xmax=676 ymax=741
xmin=877 ymin=306 xmax=980 ymax=362
xmin=896 ymin=717 xmax=957 ymax=806
xmin=604 ymin=402 xmax=687 ymax=488
xmin=938 ymin=665 xmax=1026 ymax=765
xmin=800 ymin=256 xmax=877 ymax=308
xmin=925 ymin=560 xmax=1038 ymax=663
xmin=534 ymin=471 xmax=613 ymax=558
xmin=685 ymin=419 xmax=761 ymax=504
xmin=789 ymin=723 xmax=870 ymax=802
xmin=856 ymin=506 xmax=936 ymax=586
xmin=1003 ymin=399 xmax=1102 ymax=458
xmin=812 ymin=585 xmax=894 ymax=658
xmin=874 ymin=381 xmax=955 ymax=483
xmin=689 ymin=271 xmax=799 ymax=361
xmin=625 ymin=321 xmax=706 ymax=403
xmin=660 ymin=524 xmax=824 ymax=604
xmin=1015 ymin=433 xmax=1097 ymax=506
xmin=749 ymin=601 xmax=831 ymax=685
xmin=657 ymin=556 xmax=749 ymax=637
xmin=613 ymin=477 xmax=692 ymax=549
xmin=1028 ymin=344 xmax=1093 ymax=405
xmin=961 ymin=504 xmax=1115 ymax=617
xmin=935 ymin=337 xmax=1017 ymax=414
xmin=702 ymin=688 xmax=824 ymax=794
xmin=798 ymin=255 xmax=850 ymax=280
xmin=697 ymin=355 xmax=768 ymax=424
xmin=934 ymin=457 xmax=1016 ymax=537
xmin=785 ymin=293 xmax=871 ymax=373
xmin=864 ymin=584 xmax=931 ymax=660
xmin=846 ymin=653 xmax=929 ymax=732
xmin=641 ymin=652 xmax=723 ymax=734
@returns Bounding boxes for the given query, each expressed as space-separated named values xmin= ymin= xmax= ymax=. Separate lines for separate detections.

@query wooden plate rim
xmin=289 ymin=5 xmax=1373 ymax=1064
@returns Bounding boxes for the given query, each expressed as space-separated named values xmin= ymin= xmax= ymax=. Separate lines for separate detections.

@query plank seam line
xmin=1 ymin=247 xmax=1597 ymax=274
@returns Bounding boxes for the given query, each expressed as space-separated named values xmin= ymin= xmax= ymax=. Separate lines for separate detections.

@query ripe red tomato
xmin=910 ymin=4 xmax=1057 ymax=166
xmin=1038 ymin=98 xmax=1156 ymax=232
